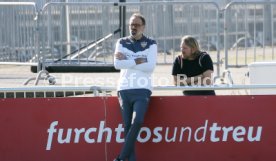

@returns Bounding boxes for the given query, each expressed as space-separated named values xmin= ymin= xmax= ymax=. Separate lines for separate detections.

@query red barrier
xmin=0 ymin=96 xmax=276 ymax=161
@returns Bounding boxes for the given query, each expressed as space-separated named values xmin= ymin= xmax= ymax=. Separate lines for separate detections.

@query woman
xmin=172 ymin=35 xmax=215 ymax=96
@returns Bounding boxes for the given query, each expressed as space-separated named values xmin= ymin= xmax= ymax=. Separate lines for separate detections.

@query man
xmin=113 ymin=13 xmax=157 ymax=161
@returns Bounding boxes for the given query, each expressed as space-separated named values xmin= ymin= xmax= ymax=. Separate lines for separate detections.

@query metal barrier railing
xmin=0 ymin=85 xmax=109 ymax=98
xmin=38 ymin=1 xmax=221 ymax=75
xmin=39 ymin=2 xmax=120 ymax=68
xmin=1 ymin=84 xmax=276 ymax=98
xmin=0 ymin=2 xmax=38 ymax=64
xmin=224 ymin=0 xmax=276 ymax=69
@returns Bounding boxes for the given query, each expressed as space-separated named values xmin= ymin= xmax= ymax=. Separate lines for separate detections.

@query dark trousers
xmin=117 ymin=89 xmax=152 ymax=161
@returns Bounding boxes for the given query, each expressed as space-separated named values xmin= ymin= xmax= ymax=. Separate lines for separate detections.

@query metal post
xmin=60 ymin=0 xmax=71 ymax=56
xmin=224 ymin=5 xmax=229 ymax=70
xmin=36 ymin=10 xmax=42 ymax=71
xmin=264 ymin=1 xmax=272 ymax=46
xmin=119 ymin=0 xmax=126 ymax=38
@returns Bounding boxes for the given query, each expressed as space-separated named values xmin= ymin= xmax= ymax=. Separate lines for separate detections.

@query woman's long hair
xmin=179 ymin=35 xmax=201 ymax=68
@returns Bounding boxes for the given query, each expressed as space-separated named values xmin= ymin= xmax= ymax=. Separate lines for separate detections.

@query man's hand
xmin=115 ymin=52 xmax=127 ymax=60
xmin=135 ymin=58 xmax=148 ymax=65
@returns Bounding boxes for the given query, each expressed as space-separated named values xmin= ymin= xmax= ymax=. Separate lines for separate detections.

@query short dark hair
xmin=130 ymin=13 xmax=146 ymax=25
